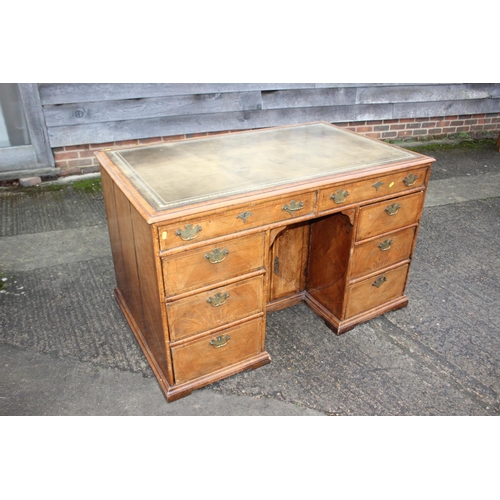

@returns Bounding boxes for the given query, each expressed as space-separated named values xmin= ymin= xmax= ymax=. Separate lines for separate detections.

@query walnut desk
xmin=96 ymin=122 xmax=435 ymax=402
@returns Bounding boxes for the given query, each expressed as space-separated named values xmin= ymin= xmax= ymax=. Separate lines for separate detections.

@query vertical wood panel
xmin=307 ymin=213 xmax=354 ymax=318
xmin=101 ymin=169 xmax=125 ymax=291
xmin=130 ymin=207 xmax=171 ymax=378
xmin=113 ymin=181 xmax=145 ymax=332
xmin=17 ymin=84 xmax=54 ymax=166
xmin=269 ymin=223 xmax=310 ymax=301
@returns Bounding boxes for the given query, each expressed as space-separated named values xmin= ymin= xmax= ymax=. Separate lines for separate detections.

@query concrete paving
xmin=1 ymin=140 xmax=499 ymax=416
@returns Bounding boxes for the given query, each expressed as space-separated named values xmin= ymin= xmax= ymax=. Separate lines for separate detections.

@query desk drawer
xmin=171 ymin=317 xmax=264 ymax=384
xmin=350 ymin=226 xmax=416 ymax=279
xmin=167 ymin=276 xmax=264 ymax=341
xmin=356 ymin=191 xmax=424 ymax=241
xmin=158 ymin=192 xmax=315 ymax=251
xmin=345 ymin=264 xmax=409 ymax=318
xmin=162 ymin=232 xmax=265 ymax=297
xmin=318 ymin=166 xmax=428 ymax=213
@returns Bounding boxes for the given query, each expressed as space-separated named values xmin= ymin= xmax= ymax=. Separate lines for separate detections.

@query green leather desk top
xmin=104 ymin=122 xmax=423 ymax=211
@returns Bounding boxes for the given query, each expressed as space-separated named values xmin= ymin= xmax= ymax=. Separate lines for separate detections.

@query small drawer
xmin=167 ymin=275 xmax=265 ymax=341
xmin=171 ymin=317 xmax=264 ymax=384
xmin=162 ymin=232 xmax=265 ymax=297
xmin=350 ymin=226 xmax=416 ymax=279
xmin=345 ymin=264 xmax=409 ymax=318
xmin=356 ymin=191 xmax=424 ymax=241
xmin=157 ymin=192 xmax=315 ymax=251
xmin=318 ymin=166 xmax=428 ymax=213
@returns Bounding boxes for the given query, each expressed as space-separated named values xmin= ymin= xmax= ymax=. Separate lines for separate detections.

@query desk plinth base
xmin=267 ymin=291 xmax=409 ymax=335
xmin=114 ymin=287 xmax=271 ymax=402
xmin=304 ymin=292 xmax=409 ymax=335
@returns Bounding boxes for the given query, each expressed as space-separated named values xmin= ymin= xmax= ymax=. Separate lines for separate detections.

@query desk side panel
xmin=101 ymin=168 xmax=169 ymax=376
xmin=269 ymin=222 xmax=310 ymax=302
xmin=129 ymin=208 xmax=170 ymax=376
xmin=306 ymin=212 xmax=354 ymax=318
xmin=111 ymin=179 xmax=145 ymax=329
xmin=101 ymin=169 xmax=126 ymax=297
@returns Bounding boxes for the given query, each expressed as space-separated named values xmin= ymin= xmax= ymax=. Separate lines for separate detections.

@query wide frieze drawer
xmin=171 ymin=317 xmax=264 ymax=384
xmin=356 ymin=191 xmax=424 ymax=241
xmin=157 ymin=192 xmax=315 ymax=251
xmin=345 ymin=264 xmax=409 ymax=318
xmin=162 ymin=232 xmax=265 ymax=297
xmin=167 ymin=275 xmax=265 ymax=341
xmin=318 ymin=166 xmax=428 ymax=213
xmin=350 ymin=226 xmax=417 ymax=279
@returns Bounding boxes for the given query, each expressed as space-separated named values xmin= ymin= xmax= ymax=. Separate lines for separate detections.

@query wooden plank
xmin=314 ymin=83 xmax=433 ymax=88
xmin=357 ymin=83 xmax=499 ymax=104
xmin=43 ymin=91 xmax=263 ymax=127
xmin=261 ymin=87 xmax=356 ymax=109
xmin=18 ymin=84 xmax=55 ymax=167
xmin=42 ymin=83 xmax=500 ymax=147
xmin=46 ymin=104 xmax=393 ymax=146
xmin=38 ymin=83 xmax=316 ymax=104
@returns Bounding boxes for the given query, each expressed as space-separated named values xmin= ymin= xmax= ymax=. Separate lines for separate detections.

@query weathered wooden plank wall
xmin=38 ymin=83 xmax=500 ymax=148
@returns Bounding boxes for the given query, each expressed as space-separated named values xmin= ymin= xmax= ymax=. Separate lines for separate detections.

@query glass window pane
xmin=0 ymin=83 xmax=30 ymax=148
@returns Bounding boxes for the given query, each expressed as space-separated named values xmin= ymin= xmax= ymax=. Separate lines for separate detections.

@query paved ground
xmin=1 ymin=139 xmax=499 ymax=416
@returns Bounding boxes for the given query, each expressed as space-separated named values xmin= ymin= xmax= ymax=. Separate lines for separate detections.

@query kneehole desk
xmin=95 ymin=122 xmax=435 ymax=402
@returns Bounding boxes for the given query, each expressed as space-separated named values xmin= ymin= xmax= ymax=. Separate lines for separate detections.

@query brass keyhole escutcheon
xmin=385 ymin=203 xmax=401 ymax=216
xmin=175 ymin=224 xmax=202 ymax=241
xmin=282 ymin=199 xmax=304 ymax=215
xmin=372 ymin=181 xmax=384 ymax=191
xmin=236 ymin=211 xmax=253 ymax=223
xmin=205 ymin=247 xmax=229 ymax=264
xmin=378 ymin=239 xmax=393 ymax=251
xmin=372 ymin=276 xmax=387 ymax=288
xmin=330 ymin=189 xmax=350 ymax=204
xmin=403 ymin=173 xmax=418 ymax=187
xmin=207 ymin=292 xmax=230 ymax=307
xmin=209 ymin=334 xmax=231 ymax=349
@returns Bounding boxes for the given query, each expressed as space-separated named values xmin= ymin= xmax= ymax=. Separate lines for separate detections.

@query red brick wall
xmin=337 ymin=113 xmax=500 ymax=141
xmin=53 ymin=113 xmax=500 ymax=177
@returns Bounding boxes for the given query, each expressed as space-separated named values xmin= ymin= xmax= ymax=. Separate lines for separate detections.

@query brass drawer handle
xmin=378 ymin=239 xmax=393 ymax=251
xmin=175 ymin=224 xmax=202 ymax=241
xmin=282 ymin=199 xmax=304 ymax=215
xmin=372 ymin=276 xmax=387 ymax=288
xmin=403 ymin=173 xmax=419 ymax=187
xmin=205 ymin=247 xmax=229 ymax=264
xmin=385 ymin=203 xmax=401 ymax=216
xmin=236 ymin=211 xmax=253 ymax=223
xmin=210 ymin=334 xmax=231 ymax=349
xmin=330 ymin=189 xmax=350 ymax=204
xmin=207 ymin=292 xmax=230 ymax=307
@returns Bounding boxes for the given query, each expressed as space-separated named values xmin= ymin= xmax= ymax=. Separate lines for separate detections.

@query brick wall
xmin=337 ymin=113 xmax=500 ymax=142
xmin=53 ymin=113 xmax=500 ymax=177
